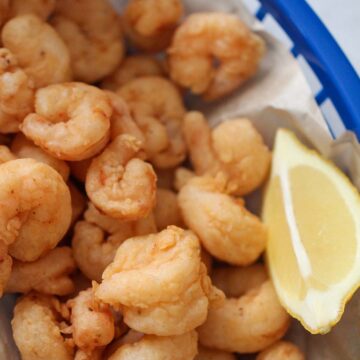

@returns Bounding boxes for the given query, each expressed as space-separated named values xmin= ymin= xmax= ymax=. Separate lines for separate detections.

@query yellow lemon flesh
xmin=263 ymin=129 xmax=360 ymax=334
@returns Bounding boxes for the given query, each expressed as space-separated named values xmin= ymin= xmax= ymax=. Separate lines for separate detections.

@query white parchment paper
xmin=2 ymin=1 xmax=360 ymax=358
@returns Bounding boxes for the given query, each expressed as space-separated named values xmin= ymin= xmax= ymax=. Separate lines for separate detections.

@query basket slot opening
xmin=255 ymin=5 xmax=267 ymax=21
xmin=321 ymin=99 xmax=346 ymax=138
xmin=296 ymin=55 xmax=323 ymax=96
xmin=242 ymin=0 xmax=261 ymax=14
xmin=262 ymin=13 xmax=294 ymax=50
xmin=315 ymin=89 xmax=327 ymax=105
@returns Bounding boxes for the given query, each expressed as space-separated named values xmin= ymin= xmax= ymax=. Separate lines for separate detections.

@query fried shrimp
xmin=0 ymin=48 xmax=34 ymax=134
xmin=195 ymin=346 xmax=236 ymax=360
xmin=75 ymin=348 xmax=103 ymax=360
xmin=95 ymin=226 xmax=224 ymax=336
xmin=9 ymin=0 xmax=56 ymax=20
xmin=101 ymin=55 xmax=165 ymax=91
xmin=51 ymin=0 xmax=124 ymax=83
xmin=108 ymin=331 xmax=198 ymax=360
xmin=86 ymin=135 xmax=156 ymax=221
xmin=72 ymin=212 xmax=156 ymax=282
xmin=5 ymin=247 xmax=76 ymax=296
xmin=0 ymin=241 xmax=12 ymax=297
xmin=0 ymin=159 xmax=71 ymax=262
xmin=155 ymin=167 xmax=175 ymax=190
xmin=178 ymin=175 xmax=267 ymax=265
xmin=174 ymin=166 xmax=195 ymax=191
xmin=113 ymin=329 xmax=144 ymax=348
xmin=212 ymin=264 xmax=268 ymax=298
xmin=0 ymin=0 xmax=9 ymax=27
xmin=2 ymin=14 xmax=72 ymax=88
xmin=200 ymin=248 xmax=213 ymax=274
xmin=84 ymin=202 xmax=157 ymax=236
xmin=183 ymin=112 xmax=271 ymax=195
xmin=168 ymin=12 xmax=265 ymax=101
xmin=21 ymin=83 xmax=112 ymax=161
xmin=11 ymin=133 xmax=70 ymax=181
xmin=68 ymin=288 xmax=115 ymax=353
xmin=72 ymin=221 xmax=126 ymax=282
xmin=106 ymin=91 xmax=145 ymax=144
xmin=123 ymin=0 xmax=183 ymax=52
xmin=69 ymin=182 xmax=86 ymax=226
xmin=118 ymin=76 xmax=186 ymax=168
xmin=12 ymin=292 xmax=73 ymax=360
xmin=0 ymin=145 xmax=16 ymax=164
xmin=154 ymin=188 xmax=182 ymax=230
xmin=198 ymin=280 xmax=290 ymax=353
xmin=256 ymin=341 xmax=305 ymax=360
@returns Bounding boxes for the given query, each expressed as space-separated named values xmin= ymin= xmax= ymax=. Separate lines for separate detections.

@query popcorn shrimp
xmin=114 ymin=329 xmax=144 ymax=348
xmin=0 ymin=240 xmax=12 ymax=296
xmin=5 ymin=247 xmax=76 ymax=296
xmin=0 ymin=48 xmax=34 ymax=133
xmin=67 ymin=288 xmax=115 ymax=353
xmin=0 ymin=159 xmax=71 ymax=262
xmin=212 ymin=264 xmax=268 ymax=298
xmin=198 ymin=280 xmax=290 ymax=353
xmin=256 ymin=341 xmax=305 ymax=360
xmin=183 ymin=112 xmax=271 ymax=195
xmin=200 ymin=248 xmax=213 ymax=274
xmin=72 ymin=221 xmax=126 ymax=282
xmin=11 ymin=133 xmax=70 ymax=181
xmin=108 ymin=331 xmax=198 ymax=360
xmin=69 ymin=182 xmax=86 ymax=226
xmin=12 ymin=292 xmax=74 ymax=360
xmin=116 ymin=78 xmax=167 ymax=159
xmin=103 ymin=330 xmax=145 ymax=358
xmin=123 ymin=0 xmax=184 ymax=52
xmin=9 ymin=0 xmax=56 ymax=20
xmin=196 ymin=346 xmax=236 ymax=360
xmin=178 ymin=176 xmax=267 ymax=265
xmin=2 ymin=14 xmax=72 ymax=88
xmin=51 ymin=0 xmax=124 ymax=83
xmin=155 ymin=167 xmax=175 ymax=190
xmin=85 ymin=135 xmax=156 ymax=221
xmin=84 ymin=202 xmax=157 ymax=236
xmin=118 ymin=76 xmax=186 ymax=168
xmin=106 ymin=91 xmax=145 ymax=144
xmin=95 ymin=226 xmax=224 ymax=336
xmin=21 ymin=83 xmax=112 ymax=161
xmin=102 ymin=55 xmax=165 ymax=91
xmin=168 ymin=13 xmax=265 ymax=101
xmin=174 ymin=166 xmax=195 ymax=191
xmin=75 ymin=348 xmax=103 ymax=360
xmin=154 ymin=188 xmax=182 ymax=230
xmin=0 ymin=144 xmax=16 ymax=164
xmin=0 ymin=0 xmax=9 ymax=26
xmin=72 ymin=212 xmax=156 ymax=282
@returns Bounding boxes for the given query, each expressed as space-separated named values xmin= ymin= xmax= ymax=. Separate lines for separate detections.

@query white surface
xmin=307 ymin=0 xmax=360 ymax=76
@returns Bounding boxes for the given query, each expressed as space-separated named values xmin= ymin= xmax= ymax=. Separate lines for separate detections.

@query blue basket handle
xmin=258 ymin=0 xmax=360 ymax=139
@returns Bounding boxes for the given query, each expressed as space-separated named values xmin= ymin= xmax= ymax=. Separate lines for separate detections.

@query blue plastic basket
xmin=250 ymin=0 xmax=360 ymax=139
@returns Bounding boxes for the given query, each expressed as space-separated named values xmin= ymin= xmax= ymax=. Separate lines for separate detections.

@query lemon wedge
xmin=263 ymin=129 xmax=360 ymax=334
